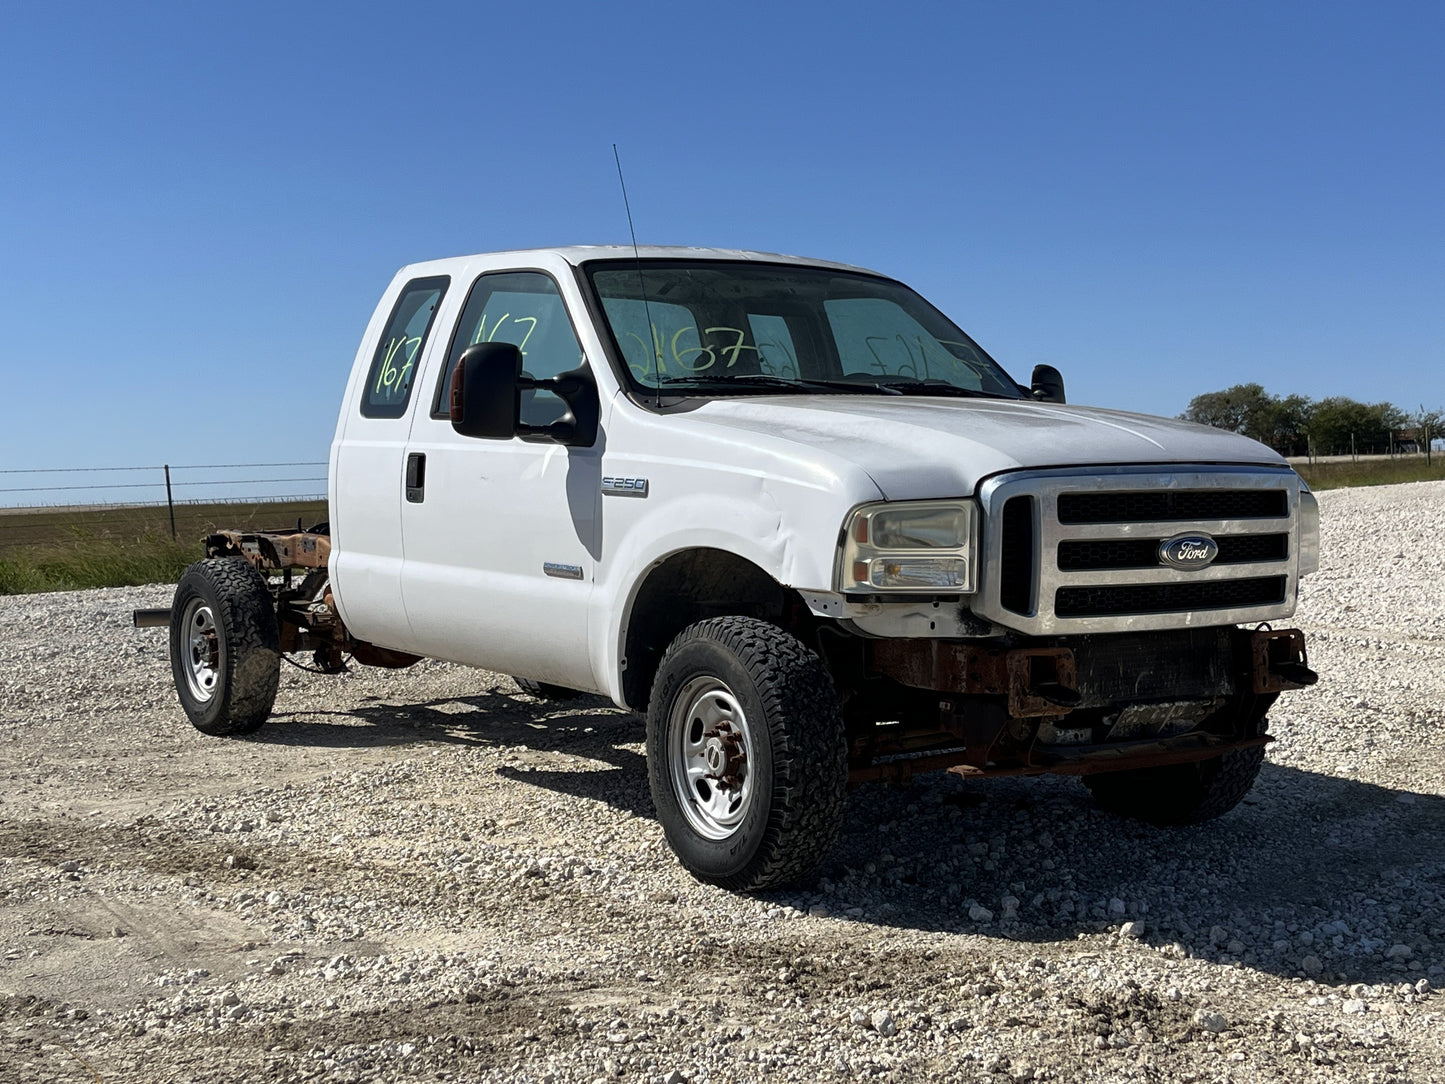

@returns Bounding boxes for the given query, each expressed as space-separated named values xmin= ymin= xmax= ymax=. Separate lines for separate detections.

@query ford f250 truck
xmin=138 ymin=246 xmax=1320 ymax=891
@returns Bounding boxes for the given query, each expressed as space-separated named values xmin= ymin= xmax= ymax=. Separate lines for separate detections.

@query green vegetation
xmin=0 ymin=499 xmax=326 ymax=596
xmin=1182 ymin=383 xmax=1441 ymax=460
xmin=1292 ymin=456 xmax=1445 ymax=491
xmin=0 ymin=535 xmax=202 ymax=594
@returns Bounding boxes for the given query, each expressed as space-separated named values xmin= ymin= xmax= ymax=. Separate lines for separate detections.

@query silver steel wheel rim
xmin=181 ymin=598 xmax=220 ymax=704
xmin=667 ymin=675 xmax=756 ymax=840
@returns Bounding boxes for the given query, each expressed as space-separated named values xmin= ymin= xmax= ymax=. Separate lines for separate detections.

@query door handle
xmin=405 ymin=453 xmax=426 ymax=503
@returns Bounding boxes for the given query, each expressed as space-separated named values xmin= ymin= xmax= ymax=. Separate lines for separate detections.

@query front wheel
xmin=169 ymin=558 xmax=280 ymax=736
xmin=645 ymin=617 xmax=848 ymax=892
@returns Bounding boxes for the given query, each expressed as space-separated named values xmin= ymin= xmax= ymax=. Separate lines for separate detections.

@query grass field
xmin=0 ymin=499 xmax=327 ymax=595
xmin=1292 ymin=455 xmax=1445 ymax=490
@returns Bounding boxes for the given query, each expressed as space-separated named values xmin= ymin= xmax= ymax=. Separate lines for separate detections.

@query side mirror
xmin=1030 ymin=364 xmax=1066 ymax=404
xmin=450 ymin=342 xmax=522 ymax=439
xmin=449 ymin=341 xmax=600 ymax=446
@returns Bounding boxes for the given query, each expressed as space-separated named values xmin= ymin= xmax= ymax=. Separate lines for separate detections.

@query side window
xmin=360 ymin=276 xmax=449 ymax=418
xmin=433 ymin=272 xmax=585 ymax=426
xmin=825 ymin=297 xmax=984 ymax=388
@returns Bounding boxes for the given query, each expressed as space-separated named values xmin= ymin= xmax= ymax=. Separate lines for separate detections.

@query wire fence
xmin=0 ymin=462 xmax=328 ymax=544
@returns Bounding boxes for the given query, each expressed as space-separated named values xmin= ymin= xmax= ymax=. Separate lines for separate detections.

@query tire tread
xmin=647 ymin=616 xmax=847 ymax=892
xmin=170 ymin=558 xmax=280 ymax=736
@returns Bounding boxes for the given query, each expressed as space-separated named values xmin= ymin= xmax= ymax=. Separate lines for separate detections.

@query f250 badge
xmin=601 ymin=476 xmax=649 ymax=498
xmin=1158 ymin=533 xmax=1219 ymax=569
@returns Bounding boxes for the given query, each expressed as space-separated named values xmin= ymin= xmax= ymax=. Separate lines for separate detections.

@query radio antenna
xmin=613 ymin=144 xmax=661 ymax=407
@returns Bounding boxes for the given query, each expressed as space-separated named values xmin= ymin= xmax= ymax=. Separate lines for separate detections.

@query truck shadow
xmin=775 ymin=763 xmax=1445 ymax=988
xmin=252 ymin=689 xmax=637 ymax=749
xmin=248 ymin=695 xmax=1442 ymax=988
xmin=252 ymin=691 xmax=659 ymax=817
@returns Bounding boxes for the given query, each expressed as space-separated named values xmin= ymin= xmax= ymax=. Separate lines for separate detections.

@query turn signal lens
xmin=869 ymin=557 xmax=969 ymax=589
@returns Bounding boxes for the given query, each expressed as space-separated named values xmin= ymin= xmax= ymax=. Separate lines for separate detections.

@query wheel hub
xmin=667 ymin=677 xmax=756 ymax=840
xmin=180 ymin=599 xmax=221 ymax=704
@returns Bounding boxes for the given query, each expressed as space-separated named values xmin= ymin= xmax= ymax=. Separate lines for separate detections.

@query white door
xmin=398 ymin=269 xmax=602 ymax=689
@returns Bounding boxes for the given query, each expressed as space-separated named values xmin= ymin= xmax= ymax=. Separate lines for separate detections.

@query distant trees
xmin=1181 ymin=384 xmax=1437 ymax=458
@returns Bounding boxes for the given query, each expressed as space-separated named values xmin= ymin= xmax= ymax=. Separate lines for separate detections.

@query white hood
xmin=684 ymin=396 xmax=1289 ymax=500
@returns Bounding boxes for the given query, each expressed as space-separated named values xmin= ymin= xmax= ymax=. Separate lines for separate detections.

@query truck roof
xmin=395 ymin=245 xmax=883 ymax=279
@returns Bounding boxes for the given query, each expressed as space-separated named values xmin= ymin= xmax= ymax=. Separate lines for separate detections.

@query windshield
xmin=585 ymin=261 xmax=1023 ymax=400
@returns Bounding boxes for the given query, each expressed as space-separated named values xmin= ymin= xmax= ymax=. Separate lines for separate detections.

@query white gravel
xmin=1 ymin=481 xmax=1443 ymax=1083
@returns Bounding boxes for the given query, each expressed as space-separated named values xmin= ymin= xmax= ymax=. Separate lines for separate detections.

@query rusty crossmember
xmin=869 ymin=639 xmax=1078 ymax=719
xmin=855 ymin=628 xmax=1309 ymax=785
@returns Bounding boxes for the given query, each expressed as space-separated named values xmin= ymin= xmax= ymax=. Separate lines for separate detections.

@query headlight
xmin=839 ymin=500 xmax=978 ymax=593
xmin=1298 ymin=487 xmax=1320 ymax=576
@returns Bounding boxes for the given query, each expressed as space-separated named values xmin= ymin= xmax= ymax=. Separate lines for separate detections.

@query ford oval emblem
xmin=1159 ymin=533 xmax=1219 ymax=570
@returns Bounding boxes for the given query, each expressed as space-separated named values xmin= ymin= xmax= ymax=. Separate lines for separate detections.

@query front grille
xmin=1055 ymin=576 xmax=1287 ymax=618
xmin=1058 ymin=533 xmax=1289 ymax=570
xmin=1057 ymin=489 xmax=1288 ymax=524
xmin=975 ymin=468 xmax=1302 ymax=635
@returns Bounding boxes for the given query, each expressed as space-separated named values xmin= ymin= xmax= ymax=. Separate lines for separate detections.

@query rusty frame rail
xmin=848 ymin=731 xmax=1273 ymax=785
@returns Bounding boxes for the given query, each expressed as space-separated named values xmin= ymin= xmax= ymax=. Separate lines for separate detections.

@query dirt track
xmin=2 ymin=483 xmax=1443 ymax=1083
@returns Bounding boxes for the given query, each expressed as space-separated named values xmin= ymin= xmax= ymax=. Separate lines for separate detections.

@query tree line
xmin=1181 ymin=384 xmax=1442 ymax=459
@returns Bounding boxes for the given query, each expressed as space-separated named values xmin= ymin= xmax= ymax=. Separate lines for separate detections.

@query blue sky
xmin=2 ymin=1 xmax=1441 ymax=499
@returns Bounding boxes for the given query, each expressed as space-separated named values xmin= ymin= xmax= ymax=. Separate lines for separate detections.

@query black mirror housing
xmin=1031 ymin=364 xmax=1066 ymax=404
xmin=450 ymin=341 xmax=600 ymax=446
xmin=450 ymin=342 xmax=523 ymax=439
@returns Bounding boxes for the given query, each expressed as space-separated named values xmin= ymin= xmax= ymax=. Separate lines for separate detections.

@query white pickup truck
xmin=142 ymin=246 xmax=1321 ymax=891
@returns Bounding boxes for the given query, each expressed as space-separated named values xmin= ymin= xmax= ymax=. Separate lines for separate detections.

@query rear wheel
xmin=646 ymin=617 xmax=847 ymax=891
xmin=169 ymin=558 xmax=280 ymax=736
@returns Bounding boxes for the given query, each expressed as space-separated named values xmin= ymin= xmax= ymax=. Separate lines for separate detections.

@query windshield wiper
xmin=656 ymin=374 xmax=899 ymax=395
xmin=871 ymin=379 xmax=1011 ymax=399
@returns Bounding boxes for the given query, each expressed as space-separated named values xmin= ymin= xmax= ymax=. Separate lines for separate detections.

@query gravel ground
xmin=2 ymin=481 xmax=1443 ymax=1084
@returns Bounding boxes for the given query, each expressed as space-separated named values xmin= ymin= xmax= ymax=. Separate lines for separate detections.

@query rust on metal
xmin=1250 ymin=627 xmax=1313 ymax=694
xmin=205 ymin=529 xmax=332 ymax=571
xmin=869 ymin=640 xmax=1078 ymax=719
xmin=849 ymin=732 xmax=1272 ymax=785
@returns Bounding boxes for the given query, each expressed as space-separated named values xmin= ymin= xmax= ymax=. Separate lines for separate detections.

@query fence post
xmin=164 ymin=465 xmax=177 ymax=540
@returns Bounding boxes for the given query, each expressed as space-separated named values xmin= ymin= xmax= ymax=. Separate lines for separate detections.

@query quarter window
xmin=360 ymin=276 xmax=449 ymax=418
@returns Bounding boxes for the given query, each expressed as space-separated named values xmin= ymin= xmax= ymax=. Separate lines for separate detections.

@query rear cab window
xmin=360 ymin=276 xmax=450 ymax=418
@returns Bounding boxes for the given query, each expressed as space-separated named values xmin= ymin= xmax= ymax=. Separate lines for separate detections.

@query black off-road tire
xmin=645 ymin=616 xmax=848 ymax=892
xmin=1083 ymin=743 xmax=1267 ymax=826
xmin=512 ymin=677 xmax=584 ymax=701
xmin=169 ymin=558 xmax=280 ymax=736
